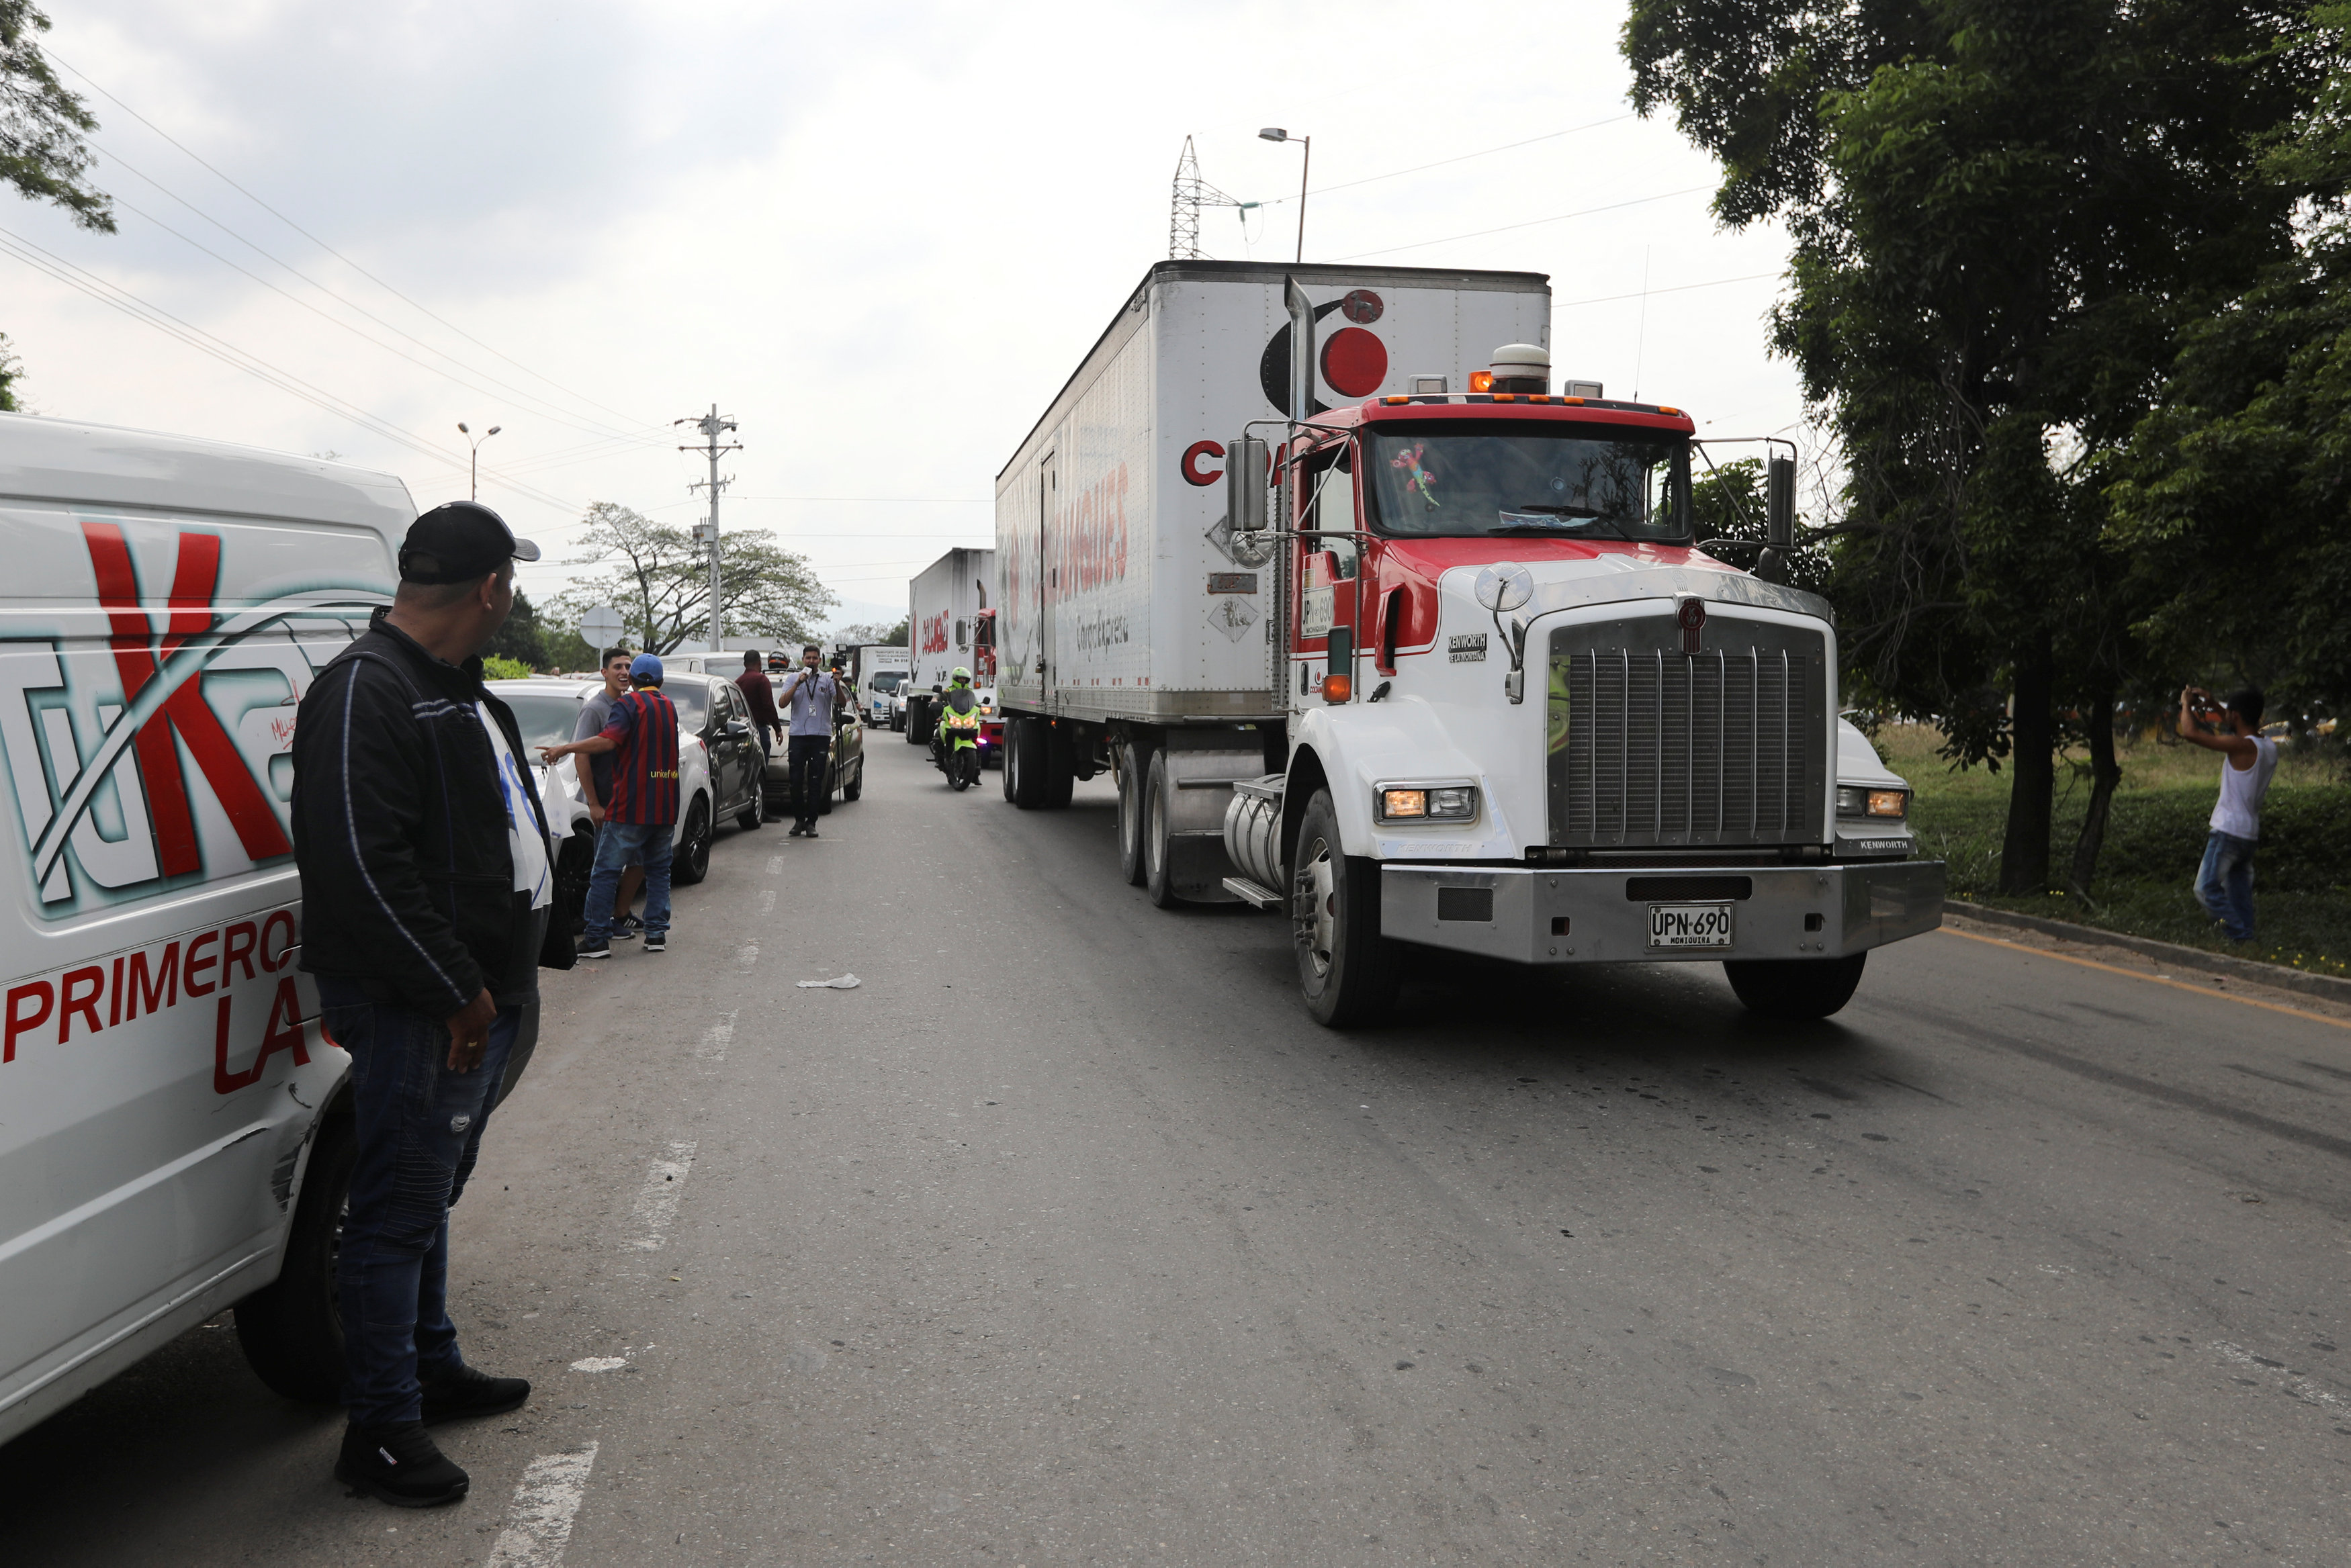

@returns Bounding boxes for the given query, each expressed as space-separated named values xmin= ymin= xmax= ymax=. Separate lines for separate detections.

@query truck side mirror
xmin=1228 ymin=436 xmax=1269 ymax=533
xmin=1759 ymin=455 xmax=1795 ymax=586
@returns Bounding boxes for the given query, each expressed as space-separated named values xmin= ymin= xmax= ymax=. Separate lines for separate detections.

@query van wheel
xmin=1117 ymin=747 xmax=1151 ymax=886
xmin=673 ymin=797 xmax=713 ymax=885
xmin=1290 ymin=790 xmax=1399 ymax=1027
xmin=842 ymin=759 xmax=862 ymax=801
xmin=1724 ymin=953 xmax=1867 ymax=1019
xmin=234 ymin=1113 xmax=355 ymax=1403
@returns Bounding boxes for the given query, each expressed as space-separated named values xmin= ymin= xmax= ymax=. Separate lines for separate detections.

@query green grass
xmin=1878 ymin=723 xmax=2351 ymax=979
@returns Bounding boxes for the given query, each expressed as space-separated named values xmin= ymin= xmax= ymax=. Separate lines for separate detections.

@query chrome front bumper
xmin=1378 ymin=859 xmax=1947 ymax=964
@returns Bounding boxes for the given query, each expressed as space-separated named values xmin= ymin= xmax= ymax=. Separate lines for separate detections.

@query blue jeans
xmin=319 ymin=976 xmax=522 ymax=1428
xmin=586 ymin=819 xmax=672 ymax=942
xmin=2196 ymin=830 xmax=2258 ymax=941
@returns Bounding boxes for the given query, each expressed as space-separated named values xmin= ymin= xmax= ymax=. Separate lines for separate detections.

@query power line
xmin=0 ymin=222 xmax=580 ymax=512
xmin=1257 ymin=114 xmax=1635 ymax=207
xmin=89 ymin=140 xmax=662 ymax=447
xmin=1552 ymin=271 xmax=1779 ymax=310
xmin=1333 ymin=186 xmax=1712 ymax=261
xmin=46 ymin=50 xmax=654 ymax=435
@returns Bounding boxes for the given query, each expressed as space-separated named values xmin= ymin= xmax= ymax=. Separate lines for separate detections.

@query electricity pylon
xmin=1169 ymin=136 xmax=1248 ymax=260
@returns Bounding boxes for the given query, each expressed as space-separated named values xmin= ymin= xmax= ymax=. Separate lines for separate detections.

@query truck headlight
xmin=1838 ymin=786 xmax=1908 ymax=819
xmin=1378 ymin=784 xmax=1478 ymax=822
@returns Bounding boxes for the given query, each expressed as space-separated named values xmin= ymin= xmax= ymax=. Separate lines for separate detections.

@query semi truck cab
xmin=1217 ymin=365 xmax=1944 ymax=1024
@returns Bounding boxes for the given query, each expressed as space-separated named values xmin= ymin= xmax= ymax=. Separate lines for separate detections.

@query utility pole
xmin=675 ymin=404 xmax=740 ymax=651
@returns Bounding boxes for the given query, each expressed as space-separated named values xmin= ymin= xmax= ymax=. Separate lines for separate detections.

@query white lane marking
xmin=623 ymin=1140 xmax=697 ymax=1250
xmin=485 ymin=1444 xmax=598 ymax=1567
xmin=568 ymin=1356 xmax=627 ymax=1373
xmin=2212 ymin=1341 xmax=2351 ymax=1416
xmin=756 ymin=888 xmax=777 ymax=916
xmin=735 ymin=942 xmax=759 ymax=972
xmin=766 ymin=854 xmax=783 ymax=875
xmin=696 ymin=1011 xmax=736 ymax=1062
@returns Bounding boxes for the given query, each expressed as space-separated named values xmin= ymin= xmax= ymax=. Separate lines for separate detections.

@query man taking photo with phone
xmin=2178 ymin=684 xmax=2280 ymax=944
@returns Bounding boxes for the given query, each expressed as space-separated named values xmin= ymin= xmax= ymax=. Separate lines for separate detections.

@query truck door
xmin=1037 ymin=454 xmax=1057 ymax=704
xmin=1288 ymin=443 xmax=1358 ymax=708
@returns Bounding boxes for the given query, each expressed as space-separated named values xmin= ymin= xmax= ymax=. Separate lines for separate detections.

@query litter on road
xmin=796 ymin=974 xmax=862 ymax=990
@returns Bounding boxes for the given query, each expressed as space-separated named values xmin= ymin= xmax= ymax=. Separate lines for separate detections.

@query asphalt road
xmin=7 ymin=732 xmax=2351 ymax=1567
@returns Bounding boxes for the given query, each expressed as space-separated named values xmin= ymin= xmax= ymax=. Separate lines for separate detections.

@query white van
xmin=0 ymin=413 xmax=470 ymax=1444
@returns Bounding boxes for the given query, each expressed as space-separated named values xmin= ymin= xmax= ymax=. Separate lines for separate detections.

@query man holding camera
xmin=2178 ymin=685 xmax=2279 ymax=944
xmin=777 ymin=643 xmax=841 ymax=837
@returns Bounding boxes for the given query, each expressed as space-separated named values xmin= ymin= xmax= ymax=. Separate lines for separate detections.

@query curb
xmin=1943 ymin=899 xmax=2351 ymax=1005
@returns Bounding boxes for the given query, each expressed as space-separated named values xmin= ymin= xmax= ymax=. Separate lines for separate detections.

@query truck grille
xmin=1546 ymin=612 xmax=1828 ymax=848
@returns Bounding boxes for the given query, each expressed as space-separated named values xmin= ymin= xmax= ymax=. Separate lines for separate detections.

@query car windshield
xmin=869 ymin=671 xmax=905 ymax=692
xmin=666 ymin=680 xmax=709 ymax=733
xmin=496 ymin=688 xmax=591 ymax=751
xmin=1362 ymin=422 xmax=1691 ymax=542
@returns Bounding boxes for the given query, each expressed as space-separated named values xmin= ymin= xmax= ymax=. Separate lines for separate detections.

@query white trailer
xmin=993 ymin=259 xmax=1944 ymax=1025
xmin=907 ymin=547 xmax=995 ymax=743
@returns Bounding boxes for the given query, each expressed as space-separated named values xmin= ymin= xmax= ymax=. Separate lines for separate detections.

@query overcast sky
xmin=2 ymin=0 xmax=1802 ymax=637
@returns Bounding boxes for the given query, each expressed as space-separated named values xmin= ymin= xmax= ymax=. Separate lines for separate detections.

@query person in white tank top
xmin=2178 ymin=685 xmax=2277 ymax=943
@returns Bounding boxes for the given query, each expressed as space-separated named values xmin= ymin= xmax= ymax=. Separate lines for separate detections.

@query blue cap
xmin=629 ymin=653 xmax=664 ymax=684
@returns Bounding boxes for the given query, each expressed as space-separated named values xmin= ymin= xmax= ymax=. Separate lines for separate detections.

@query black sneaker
xmin=787 ymin=824 xmax=805 ymax=837
xmin=614 ymin=913 xmax=644 ymax=941
xmin=419 ymin=1362 xmax=531 ymax=1424
xmin=578 ymin=938 xmax=611 ymax=960
xmin=335 ymin=1420 xmax=469 ymax=1508
xmin=803 ymin=826 xmax=820 ymax=839
xmin=644 ymin=933 xmax=668 ymax=954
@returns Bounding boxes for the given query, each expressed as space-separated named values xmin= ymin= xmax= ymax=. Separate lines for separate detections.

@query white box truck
xmin=0 ymin=413 xmax=558 ymax=1443
xmin=906 ymin=547 xmax=995 ymax=747
xmin=992 ymin=260 xmax=1943 ymax=1024
xmin=849 ymin=643 xmax=911 ymax=730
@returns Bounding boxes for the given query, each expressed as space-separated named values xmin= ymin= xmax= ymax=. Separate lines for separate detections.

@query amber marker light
xmin=1382 ymin=788 xmax=1427 ymax=818
xmin=1867 ymin=790 xmax=1908 ymax=818
xmin=1321 ymin=673 xmax=1351 ymax=702
xmin=1468 ymin=370 xmax=1495 ymax=392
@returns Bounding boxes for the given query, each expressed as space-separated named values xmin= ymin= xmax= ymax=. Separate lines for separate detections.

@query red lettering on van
xmin=213 ymin=978 xmax=310 ymax=1094
xmin=126 ymin=942 xmax=179 ymax=1019
xmin=259 ymin=910 xmax=296 ymax=972
xmin=222 ymin=921 xmax=259 ymax=984
xmin=5 ymin=982 xmax=51 ymax=1062
xmin=81 ymin=522 xmax=295 ymax=876
xmin=185 ymin=930 xmax=220 ymax=997
xmin=58 ymin=966 xmax=104 ymax=1042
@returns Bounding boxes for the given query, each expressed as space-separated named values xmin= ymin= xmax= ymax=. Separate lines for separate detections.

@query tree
xmin=548 ymin=501 xmax=836 ymax=655
xmin=2109 ymin=3 xmax=2351 ymax=731
xmin=836 ymin=618 xmax=909 ymax=647
xmin=1626 ymin=0 xmax=2317 ymax=894
xmin=484 ymin=589 xmax=549 ymax=671
xmin=3 ymin=0 xmax=114 ymax=406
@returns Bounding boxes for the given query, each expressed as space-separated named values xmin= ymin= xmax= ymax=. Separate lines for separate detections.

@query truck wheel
xmin=233 ymin=1113 xmax=355 ymax=1404
xmin=1143 ymin=751 xmax=1182 ymax=907
xmin=1290 ymin=790 xmax=1399 ymax=1027
xmin=672 ymin=796 xmax=713 ymax=885
xmin=1044 ymin=723 xmax=1076 ymax=809
xmin=1724 ymin=953 xmax=1867 ymax=1019
xmin=1008 ymin=717 xmax=1049 ymax=809
xmin=1116 ymin=747 xmax=1151 ymax=886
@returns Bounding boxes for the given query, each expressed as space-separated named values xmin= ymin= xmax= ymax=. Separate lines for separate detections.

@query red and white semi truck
xmin=907 ymin=547 xmax=1001 ymax=755
xmin=991 ymin=260 xmax=1943 ymax=1024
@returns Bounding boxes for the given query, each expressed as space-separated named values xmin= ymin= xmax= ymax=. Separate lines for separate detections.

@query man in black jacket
xmin=291 ymin=501 xmax=552 ymax=1508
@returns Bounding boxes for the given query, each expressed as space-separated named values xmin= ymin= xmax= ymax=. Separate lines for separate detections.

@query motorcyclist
xmin=932 ymin=666 xmax=983 ymax=774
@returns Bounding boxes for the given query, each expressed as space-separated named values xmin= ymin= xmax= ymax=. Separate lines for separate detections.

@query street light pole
xmin=456 ymin=422 xmax=502 ymax=502
xmin=676 ymin=405 xmax=741 ymax=652
xmin=1258 ymin=128 xmax=1311 ymax=263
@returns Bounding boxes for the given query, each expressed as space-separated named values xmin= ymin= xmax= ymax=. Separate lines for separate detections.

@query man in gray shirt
xmin=574 ymin=647 xmax=645 ymax=936
xmin=777 ymin=643 xmax=841 ymax=837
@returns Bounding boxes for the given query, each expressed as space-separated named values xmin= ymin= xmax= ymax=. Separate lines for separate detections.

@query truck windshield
xmin=869 ymin=671 xmax=906 ymax=693
xmin=1362 ymin=422 xmax=1691 ymax=543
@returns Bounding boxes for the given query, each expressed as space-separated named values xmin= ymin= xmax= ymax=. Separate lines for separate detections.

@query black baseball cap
xmin=398 ymin=501 xmax=540 ymax=584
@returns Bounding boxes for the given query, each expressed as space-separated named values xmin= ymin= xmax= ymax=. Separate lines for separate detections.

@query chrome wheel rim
xmin=1293 ymin=835 xmax=1337 ymax=980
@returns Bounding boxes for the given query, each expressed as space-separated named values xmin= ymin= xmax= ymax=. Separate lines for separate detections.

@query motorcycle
xmin=932 ymin=717 xmax=982 ymax=790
